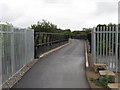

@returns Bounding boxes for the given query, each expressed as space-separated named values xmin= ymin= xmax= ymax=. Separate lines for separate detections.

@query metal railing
xmin=71 ymin=35 xmax=87 ymax=40
xmin=0 ymin=24 xmax=34 ymax=86
xmin=92 ymin=25 xmax=119 ymax=72
xmin=34 ymin=32 xmax=69 ymax=58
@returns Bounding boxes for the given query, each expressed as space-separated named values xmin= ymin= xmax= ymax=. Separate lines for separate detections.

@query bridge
xmin=0 ymin=24 xmax=120 ymax=89
xmin=13 ymin=40 xmax=90 ymax=88
xmin=0 ymin=24 xmax=90 ymax=89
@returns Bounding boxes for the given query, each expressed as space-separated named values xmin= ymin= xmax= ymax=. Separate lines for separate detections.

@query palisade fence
xmin=34 ymin=32 xmax=69 ymax=58
xmin=92 ymin=25 xmax=120 ymax=72
xmin=0 ymin=24 xmax=34 ymax=86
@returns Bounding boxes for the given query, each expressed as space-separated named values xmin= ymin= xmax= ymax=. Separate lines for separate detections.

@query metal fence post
xmin=10 ymin=25 xmax=15 ymax=75
xmin=115 ymin=26 xmax=118 ymax=72
xmin=92 ymin=27 xmax=96 ymax=64
xmin=0 ymin=25 xmax=2 ymax=87
xmin=118 ymin=31 xmax=120 ymax=72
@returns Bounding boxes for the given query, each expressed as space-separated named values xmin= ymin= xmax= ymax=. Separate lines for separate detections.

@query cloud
xmin=43 ymin=0 xmax=62 ymax=4
xmin=95 ymin=2 xmax=117 ymax=15
xmin=0 ymin=0 xmax=118 ymax=30
xmin=0 ymin=4 xmax=25 ymax=22
xmin=92 ymin=1 xmax=118 ymax=25
xmin=43 ymin=0 xmax=71 ymax=4
xmin=118 ymin=1 xmax=120 ymax=24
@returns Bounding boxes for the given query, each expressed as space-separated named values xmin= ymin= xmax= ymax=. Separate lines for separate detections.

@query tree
xmin=31 ymin=20 xmax=73 ymax=37
xmin=31 ymin=19 xmax=58 ymax=33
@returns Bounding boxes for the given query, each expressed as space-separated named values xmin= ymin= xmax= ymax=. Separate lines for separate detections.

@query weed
xmin=101 ymin=75 xmax=109 ymax=88
xmin=87 ymin=68 xmax=94 ymax=72
xmin=89 ymin=75 xmax=110 ymax=88
xmin=89 ymin=78 xmax=101 ymax=86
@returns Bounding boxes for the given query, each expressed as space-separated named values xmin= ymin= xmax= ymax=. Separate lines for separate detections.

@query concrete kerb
xmin=2 ymin=59 xmax=39 ymax=89
xmin=38 ymin=40 xmax=71 ymax=59
xmin=84 ymin=40 xmax=92 ymax=89
xmin=1 ymin=40 xmax=71 ymax=89
xmin=84 ymin=41 xmax=89 ymax=68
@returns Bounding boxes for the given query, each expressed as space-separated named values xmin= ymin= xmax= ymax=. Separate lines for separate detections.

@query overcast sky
xmin=0 ymin=0 xmax=119 ymax=30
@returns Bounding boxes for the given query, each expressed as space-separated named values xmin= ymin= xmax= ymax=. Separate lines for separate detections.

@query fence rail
xmin=0 ymin=24 xmax=34 ymax=86
xmin=92 ymin=25 xmax=119 ymax=72
xmin=34 ymin=32 xmax=69 ymax=58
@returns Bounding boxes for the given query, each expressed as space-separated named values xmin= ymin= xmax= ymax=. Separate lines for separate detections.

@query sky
xmin=0 ymin=0 xmax=119 ymax=30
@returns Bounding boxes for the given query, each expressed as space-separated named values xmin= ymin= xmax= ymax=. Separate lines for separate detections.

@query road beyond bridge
xmin=13 ymin=40 xmax=90 ymax=88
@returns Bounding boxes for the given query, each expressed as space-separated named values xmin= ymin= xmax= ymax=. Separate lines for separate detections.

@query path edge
xmin=1 ymin=40 xmax=71 ymax=89
xmin=84 ymin=40 xmax=89 ymax=68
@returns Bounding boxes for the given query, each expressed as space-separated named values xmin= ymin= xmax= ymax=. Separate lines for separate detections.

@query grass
xmin=89 ymin=75 xmax=110 ymax=88
xmin=87 ymin=68 xmax=94 ymax=72
xmin=89 ymin=78 xmax=101 ymax=86
xmin=101 ymin=75 xmax=109 ymax=88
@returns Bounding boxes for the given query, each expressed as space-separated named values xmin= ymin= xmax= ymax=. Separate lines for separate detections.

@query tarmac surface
xmin=13 ymin=40 xmax=90 ymax=88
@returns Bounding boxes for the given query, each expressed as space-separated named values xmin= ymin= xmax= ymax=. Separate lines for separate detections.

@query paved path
xmin=13 ymin=40 xmax=90 ymax=88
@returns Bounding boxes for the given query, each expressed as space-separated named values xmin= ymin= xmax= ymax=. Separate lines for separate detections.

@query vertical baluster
xmin=111 ymin=26 xmax=114 ymax=71
xmin=100 ymin=26 xmax=102 ymax=63
xmin=106 ymin=26 xmax=108 ymax=65
xmin=103 ymin=26 xmax=105 ymax=64
xmin=92 ymin=27 xmax=96 ymax=64
xmin=115 ymin=26 xmax=118 ymax=72
xmin=108 ymin=26 xmax=111 ymax=70
xmin=97 ymin=27 xmax=99 ymax=63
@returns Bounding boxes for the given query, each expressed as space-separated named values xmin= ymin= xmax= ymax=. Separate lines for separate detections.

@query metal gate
xmin=92 ymin=25 xmax=119 ymax=72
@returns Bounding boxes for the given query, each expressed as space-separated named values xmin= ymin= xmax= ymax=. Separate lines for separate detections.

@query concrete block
xmin=99 ymin=70 xmax=116 ymax=83
xmin=108 ymin=83 xmax=120 ymax=90
xmin=94 ymin=64 xmax=107 ymax=73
